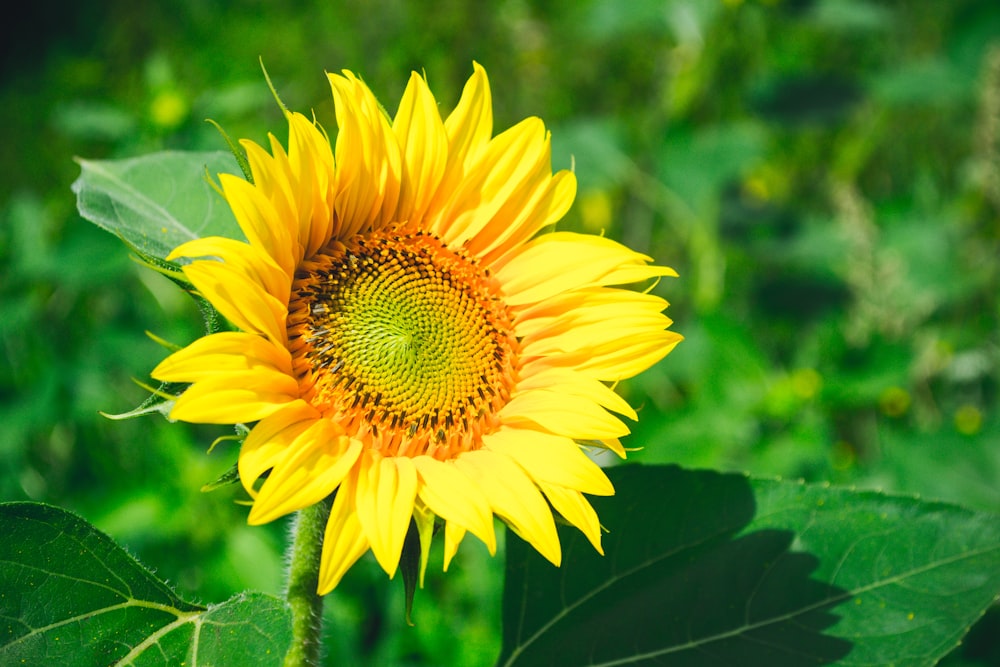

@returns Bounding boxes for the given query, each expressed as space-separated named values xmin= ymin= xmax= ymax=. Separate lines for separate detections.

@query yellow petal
xmin=152 ymin=331 xmax=292 ymax=383
xmin=525 ymin=330 xmax=683 ymax=382
xmin=238 ymin=401 xmax=319 ymax=494
xmin=329 ymin=70 xmax=402 ymax=236
xmin=219 ymin=171 xmax=296 ymax=277
xmin=480 ymin=168 xmax=577 ymax=267
xmin=458 ymin=134 xmax=552 ymax=256
xmin=393 ymin=72 xmax=447 ymax=224
xmin=179 ymin=259 xmax=287 ymax=345
xmin=602 ymin=262 xmax=679 ymax=286
xmin=453 ymin=450 xmax=561 ymax=566
xmin=260 ymin=131 xmax=313 ymax=263
xmin=442 ymin=521 xmax=467 ymax=572
xmin=412 ymin=501 xmax=436 ymax=587
xmin=168 ymin=371 xmax=300 ymax=424
xmin=436 ymin=62 xmax=492 ymax=201
xmin=515 ymin=288 xmax=670 ymax=345
xmin=412 ymin=456 xmax=496 ymax=554
xmin=249 ymin=423 xmax=361 ymax=525
xmin=169 ymin=236 xmax=290 ymax=309
xmin=514 ymin=367 xmax=637 ymax=421
xmin=539 ymin=483 xmax=605 ymax=555
xmin=501 ymin=389 xmax=630 ymax=440
xmin=430 ymin=117 xmax=547 ymax=247
xmin=318 ymin=469 xmax=370 ymax=595
xmin=496 ymin=232 xmax=675 ymax=306
xmin=285 ymin=112 xmax=336 ymax=258
xmin=520 ymin=309 xmax=674 ymax=366
xmin=483 ymin=427 xmax=614 ymax=496
xmin=241 ymin=138 xmax=295 ymax=237
xmin=354 ymin=451 xmax=419 ymax=576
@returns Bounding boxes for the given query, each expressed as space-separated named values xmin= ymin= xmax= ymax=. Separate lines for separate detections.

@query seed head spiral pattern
xmin=287 ymin=227 xmax=516 ymax=459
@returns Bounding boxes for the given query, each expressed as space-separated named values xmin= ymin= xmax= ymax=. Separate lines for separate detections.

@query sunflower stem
xmin=283 ymin=497 xmax=332 ymax=667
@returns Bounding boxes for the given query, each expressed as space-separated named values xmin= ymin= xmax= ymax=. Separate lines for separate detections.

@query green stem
xmin=283 ymin=497 xmax=332 ymax=667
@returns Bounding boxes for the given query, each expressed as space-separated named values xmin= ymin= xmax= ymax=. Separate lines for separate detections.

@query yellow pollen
xmin=287 ymin=226 xmax=517 ymax=459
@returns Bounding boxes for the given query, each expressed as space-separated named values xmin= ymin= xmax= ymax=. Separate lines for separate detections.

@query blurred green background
xmin=2 ymin=0 xmax=999 ymax=664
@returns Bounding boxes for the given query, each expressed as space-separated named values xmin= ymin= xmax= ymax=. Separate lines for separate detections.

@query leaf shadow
xmin=500 ymin=465 xmax=853 ymax=667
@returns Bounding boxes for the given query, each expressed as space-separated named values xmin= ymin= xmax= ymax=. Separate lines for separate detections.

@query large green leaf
xmin=0 ymin=502 xmax=291 ymax=666
xmin=72 ymin=150 xmax=245 ymax=260
xmin=499 ymin=465 xmax=1000 ymax=667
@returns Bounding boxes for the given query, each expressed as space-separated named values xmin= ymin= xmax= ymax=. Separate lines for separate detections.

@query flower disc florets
xmin=288 ymin=226 xmax=517 ymax=460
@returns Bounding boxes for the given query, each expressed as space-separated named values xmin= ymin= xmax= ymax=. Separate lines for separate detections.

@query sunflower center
xmin=287 ymin=227 xmax=517 ymax=459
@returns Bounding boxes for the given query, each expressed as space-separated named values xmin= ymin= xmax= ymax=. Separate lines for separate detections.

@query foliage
xmin=502 ymin=466 xmax=1000 ymax=667
xmin=2 ymin=0 xmax=999 ymax=665
xmin=0 ymin=502 xmax=291 ymax=666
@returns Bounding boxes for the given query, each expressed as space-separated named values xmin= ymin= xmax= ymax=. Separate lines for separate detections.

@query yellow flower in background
xmin=152 ymin=63 xmax=681 ymax=594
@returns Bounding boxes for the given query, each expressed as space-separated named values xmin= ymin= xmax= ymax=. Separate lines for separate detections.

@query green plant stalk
xmin=283 ymin=497 xmax=332 ymax=667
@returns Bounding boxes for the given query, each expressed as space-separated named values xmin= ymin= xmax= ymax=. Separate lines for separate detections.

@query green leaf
xmin=0 ymin=502 xmax=291 ymax=666
xmin=72 ymin=150 xmax=246 ymax=260
xmin=499 ymin=465 xmax=1000 ymax=667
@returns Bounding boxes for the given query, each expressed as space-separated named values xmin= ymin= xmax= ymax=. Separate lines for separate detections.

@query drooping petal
xmin=453 ymin=450 xmax=561 ymax=566
xmin=354 ymin=451 xmax=419 ymax=576
xmin=318 ymin=469 xmax=370 ymax=595
xmin=412 ymin=455 xmax=496 ymax=553
xmin=442 ymin=521 xmax=467 ymax=572
xmin=412 ymin=501 xmax=436 ymax=587
xmin=539 ymin=483 xmax=605 ymax=554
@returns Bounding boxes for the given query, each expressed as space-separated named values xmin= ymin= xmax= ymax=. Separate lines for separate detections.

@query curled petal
xmin=177 ymin=259 xmax=287 ymax=345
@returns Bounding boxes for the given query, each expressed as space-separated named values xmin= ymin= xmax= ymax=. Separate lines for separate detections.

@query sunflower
xmin=152 ymin=63 xmax=681 ymax=594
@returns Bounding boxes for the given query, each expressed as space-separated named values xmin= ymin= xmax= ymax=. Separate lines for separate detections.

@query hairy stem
xmin=283 ymin=498 xmax=332 ymax=667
